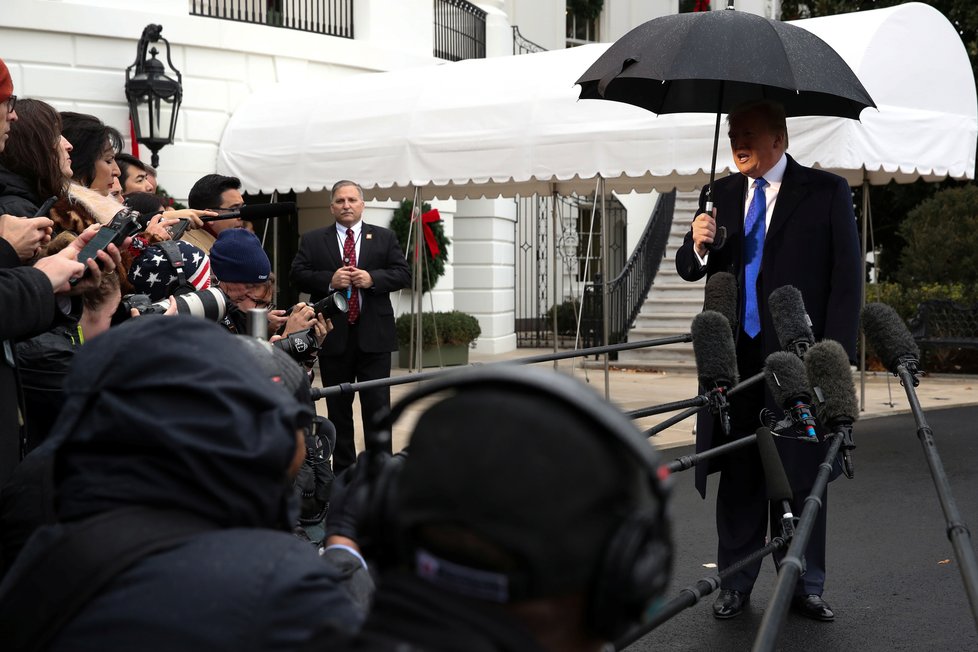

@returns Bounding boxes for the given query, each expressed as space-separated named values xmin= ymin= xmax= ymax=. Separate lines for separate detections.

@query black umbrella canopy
xmin=576 ymin=9 xmax=876 ymax=119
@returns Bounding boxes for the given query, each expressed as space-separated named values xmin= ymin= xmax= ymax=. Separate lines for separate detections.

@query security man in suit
xmin=291 ymin=180 xmax=410 ymax=474
xmin=675 ymin=100 xmax=861 ymax=622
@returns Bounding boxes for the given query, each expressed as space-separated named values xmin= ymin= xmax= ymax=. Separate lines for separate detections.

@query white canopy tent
xmin=219 ymin=2 xmax=976 ymax=200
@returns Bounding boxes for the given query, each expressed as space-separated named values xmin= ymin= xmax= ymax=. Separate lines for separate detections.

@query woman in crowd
xmin=0 ymin=98 xmax=72 ymax=217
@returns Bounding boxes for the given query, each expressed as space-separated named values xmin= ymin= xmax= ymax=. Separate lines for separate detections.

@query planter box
xmin=398 ymin=344 xmax=470 ymax=368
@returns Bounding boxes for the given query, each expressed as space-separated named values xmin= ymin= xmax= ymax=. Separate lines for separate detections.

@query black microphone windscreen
xmin=768 ymin=285 xmax=814 ymax=351
xmin=704 ymin=272 xmax=738 ymax=332
xmin=691 ymin=310 xmax=739 ymax=387
xmin=804 ymin=340 xmax=858 ymax=426
xmin=764 ymin=351 xmax=811 ymax=408
xmin=861 ymin=302 xmax=920 ymax=374
xmin=755 ymin=427 xmax=793 ymax=501
xmin=238 ymin=201 xmax=297 ymax=221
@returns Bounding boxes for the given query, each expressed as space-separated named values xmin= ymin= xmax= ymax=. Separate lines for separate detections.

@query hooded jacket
xmin=0 ymin=316 xmax=368 ymax=650
xmin=0 ymin=162 xmax=41 ymax=218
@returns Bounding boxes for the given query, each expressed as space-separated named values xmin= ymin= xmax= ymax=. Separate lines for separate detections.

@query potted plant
xmin=396 ymin=310 xmax=481 ymax=368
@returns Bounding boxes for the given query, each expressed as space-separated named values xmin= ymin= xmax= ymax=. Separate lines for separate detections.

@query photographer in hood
xmin=0 ymin=317 xmax=372 ymax=650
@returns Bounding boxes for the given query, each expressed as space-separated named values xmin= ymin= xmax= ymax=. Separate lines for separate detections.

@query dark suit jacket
xmin=676 ymin=154 xmax=862 ymax=496
xmin=291 ymin=222 xmax=410 ymax=356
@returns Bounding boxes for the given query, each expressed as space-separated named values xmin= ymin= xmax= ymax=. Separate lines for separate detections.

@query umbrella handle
xmin=704 ymin=200 xmax=727 ymax=251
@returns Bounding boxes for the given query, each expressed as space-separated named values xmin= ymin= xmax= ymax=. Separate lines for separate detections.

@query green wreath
xmin=567 ymin=0 xmax=604 ymax=21
xmin=389 ymin=200 xmax=450 ymax=294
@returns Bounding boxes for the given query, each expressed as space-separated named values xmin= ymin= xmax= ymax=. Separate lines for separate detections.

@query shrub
xmin=396 ymin=311 xmax=481 ymax=348
xmin=543 ymin=299 xmax=581 ymax=335
xmin=897 ymin=185 xmax=978 ymax=286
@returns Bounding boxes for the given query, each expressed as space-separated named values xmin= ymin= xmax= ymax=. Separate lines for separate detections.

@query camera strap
xmin=157 ymin=239 xmax=194 ymax=296
xmin=0 ymin=506 xmax=214 ymax=651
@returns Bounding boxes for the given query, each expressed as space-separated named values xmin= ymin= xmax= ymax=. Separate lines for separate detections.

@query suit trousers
xmin=319 ymin=324 xmax=393 ymax=474
xmin=716 ymin=334 xmax=828 ymax=596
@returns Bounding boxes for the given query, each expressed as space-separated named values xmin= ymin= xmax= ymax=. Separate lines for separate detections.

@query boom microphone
xmin=703 ymin=272 xmax=738 ymax=334
xmin=805 ymin=339 xmax=858 ymax=478
xmin=861 ymin=302 xmax=921 ymax=375
xmin=200 ymin=201 xmax=297 ymax=222
xmin=768 ymin=285 xmax=814 ymax=358
xmin=763 ymin=351 xmax=818 ymax=442
xmin=755 ymin=426 xmax=796 ymax=544
xmin=691 ymin=311 xmax=738 ymax=436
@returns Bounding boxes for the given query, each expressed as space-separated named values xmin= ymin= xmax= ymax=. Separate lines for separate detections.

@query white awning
xmin=218 ymin=2 xmax=976 ymax=201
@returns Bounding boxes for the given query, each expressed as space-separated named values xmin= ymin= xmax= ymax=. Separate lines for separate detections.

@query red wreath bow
xmin=412 ymin=208 xmax=442 ymax=258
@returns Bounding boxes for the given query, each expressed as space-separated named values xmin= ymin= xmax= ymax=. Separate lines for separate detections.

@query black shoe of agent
xmin=713 ymin=589 xmax=750 ymax=619
xmin=792 ymin=594 xmax=835 ymax=622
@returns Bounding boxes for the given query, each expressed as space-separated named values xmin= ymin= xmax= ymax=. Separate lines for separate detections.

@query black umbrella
xmin=576 ymin=4 xmax=875 ymax=233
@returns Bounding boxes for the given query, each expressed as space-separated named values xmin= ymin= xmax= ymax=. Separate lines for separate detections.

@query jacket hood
xmin=0 ymin=162 xmax=40 ymax=209
xmin=50 ymin=315 xmax=314 ymax=530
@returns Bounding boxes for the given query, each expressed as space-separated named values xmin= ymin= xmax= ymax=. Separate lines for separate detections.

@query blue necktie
xmin=743 ymin=177 xmax=768 ymax=338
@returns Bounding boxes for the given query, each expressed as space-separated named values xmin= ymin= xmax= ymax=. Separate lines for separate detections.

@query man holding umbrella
xmin=675 ymin=99 xmax=861 ymax=622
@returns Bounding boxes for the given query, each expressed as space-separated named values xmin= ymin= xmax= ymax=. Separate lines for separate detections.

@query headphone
xmin=360 ymin=364 xmax=674 ymax=641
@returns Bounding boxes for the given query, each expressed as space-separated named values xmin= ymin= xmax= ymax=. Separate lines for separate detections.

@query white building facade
xmin=0 ymin=0 xmax=775 ymax=354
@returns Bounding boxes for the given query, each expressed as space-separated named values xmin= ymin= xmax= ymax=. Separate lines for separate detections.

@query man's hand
xmin=281 ymin=301 xmax=317 ymax=336
xmin=330 ymin=265 xmax=356 ymax=290
xmin=0 ymin=214 xmax=54 ymax=262
xmin=165 ymin=208 xmax=217 ymax=229
xmin=350 ymin=268 xmax=373 ymax=290
xmin=143 ymin=213 xmax=177 ymax=243
xmin=691 ymin=210 xmax=718 ymax=258
xmin=312 ymin=313 xmax=332 ymax=346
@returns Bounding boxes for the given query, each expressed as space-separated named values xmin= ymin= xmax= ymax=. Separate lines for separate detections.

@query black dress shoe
xmin=792 ymin=594 xmax=835 ymax=621
xmin=713 ymin=589 xmax=749 ymax=619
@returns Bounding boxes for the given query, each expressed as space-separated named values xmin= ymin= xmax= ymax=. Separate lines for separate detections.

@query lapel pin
xmin=365 ymin=233 xmax=373 ymax=240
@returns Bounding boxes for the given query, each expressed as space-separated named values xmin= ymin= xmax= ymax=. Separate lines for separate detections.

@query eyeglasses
xmin=246 ymin=295 xmax=275 ymax=310
xmin=3 ymin=96 xmax=16 ymax=113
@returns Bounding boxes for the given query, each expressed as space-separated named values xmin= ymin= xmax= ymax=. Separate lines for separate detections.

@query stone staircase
xmin=617 ymin=190 xmax=704 ymax=372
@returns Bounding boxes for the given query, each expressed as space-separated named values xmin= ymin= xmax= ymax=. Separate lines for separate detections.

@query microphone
xmin=763 ymin=351 xmax=818 ymax=443
xmin=755 ymin=426 xmax=796 ymax=541
xmin=200 ymin=201 xmax=297 ymax=222
xmin=861 ymin=302 xmax=922 ymax=376
xmin=804 ymin=339 xmax=858 ymax=478
xmin=768 ymin=285 xmax=814 ymax=358
xmin=691 ymin=310 xmax=739 ymax=436
xmin=703 ymin=272 xmax=738 ymax=334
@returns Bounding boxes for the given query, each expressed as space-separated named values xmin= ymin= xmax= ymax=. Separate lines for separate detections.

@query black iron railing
xmin=512 ymin=25 xmax=546 ymax=55
xmin=582 ymin=190 xmax=677 ymax=347
xmin=189 ymin=0 xmax=354 ymax=38
xmin=433 ymin=0 xmax=486 ymax=61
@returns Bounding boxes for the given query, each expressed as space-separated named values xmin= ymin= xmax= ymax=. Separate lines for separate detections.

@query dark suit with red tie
xmin=675 ymin=154 xmax=861 ymax=597
xmin=292 ymin=221 xmax=410 ymax=472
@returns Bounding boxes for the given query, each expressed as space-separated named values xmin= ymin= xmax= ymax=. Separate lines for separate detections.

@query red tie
xmin=343 ymin=228 xmax=359 ymax=324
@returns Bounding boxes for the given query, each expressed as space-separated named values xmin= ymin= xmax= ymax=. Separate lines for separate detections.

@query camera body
xmin=272 ymin=327 xmax=321 ymax=365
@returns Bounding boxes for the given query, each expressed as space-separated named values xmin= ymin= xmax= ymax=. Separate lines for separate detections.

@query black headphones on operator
xmin=358 ymin=364 xmax=674 ymax=641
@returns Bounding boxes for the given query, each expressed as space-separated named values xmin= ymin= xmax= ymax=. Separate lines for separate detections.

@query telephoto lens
xmin=150 ymin=288 xmax=229 ymax=322
xmin=311 ymin=290 xmax=348 ymax=320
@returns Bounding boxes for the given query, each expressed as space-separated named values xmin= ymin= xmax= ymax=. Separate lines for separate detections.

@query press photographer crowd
xmin=0 ymin=44 xmax=974 ymax=652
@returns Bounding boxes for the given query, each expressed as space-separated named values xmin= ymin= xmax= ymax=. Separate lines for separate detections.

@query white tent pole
xmin=411 ymin=186 xmax=425 ymax=372
xmin=600 ymin=175 xmax=610 ymax=400
xmin=859 ymin=174 xmax=869 ymax=412
xmin=550 ymin=186 xmax=559 ymax=369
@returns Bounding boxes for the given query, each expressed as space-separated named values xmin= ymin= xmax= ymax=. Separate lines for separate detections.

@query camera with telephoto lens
xmin=119 ymin=287 xmax=230 ymax=322
xmin=273 ymin=327 xmax=321 ymax=365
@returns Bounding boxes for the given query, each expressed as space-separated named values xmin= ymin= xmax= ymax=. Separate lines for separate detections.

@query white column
xmin=453 ymin=198 xmax=518 ymax=354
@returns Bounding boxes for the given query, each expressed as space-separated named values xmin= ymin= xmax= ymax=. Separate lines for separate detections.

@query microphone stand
xmin=665 ymin=433 xmax=757 ymax=474
xmin=894 ymin=360 xmax=978 ymax=631
xmin=752 ymin=428 xmax=846 ymax=652
xmin=614 ymin=535 xmax=791 ymax=651
xmin=644 ymin=370 xmax=765 ymax=438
